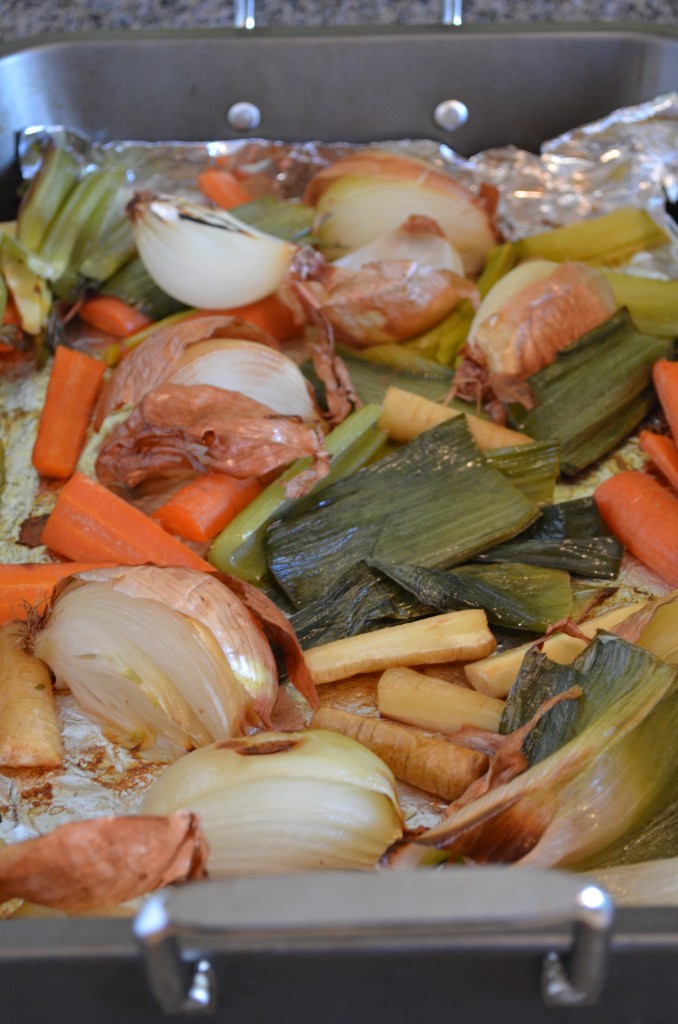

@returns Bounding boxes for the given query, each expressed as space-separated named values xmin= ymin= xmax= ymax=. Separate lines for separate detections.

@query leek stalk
xmin=100 ymin=255 xmax=184 ymax=319
xmin=230 ymin=195 xmax=314 ymax=241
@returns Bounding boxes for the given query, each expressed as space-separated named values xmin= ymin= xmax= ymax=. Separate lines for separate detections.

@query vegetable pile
xmin=1 ymin=133 xmax=678 ymax=916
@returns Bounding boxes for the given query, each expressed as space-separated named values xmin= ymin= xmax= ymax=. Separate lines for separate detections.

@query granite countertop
xmin=0 ymin=0 xmax=676 ymax=42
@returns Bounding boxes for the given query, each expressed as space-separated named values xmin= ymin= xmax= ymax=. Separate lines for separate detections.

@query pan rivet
xmin=433 ymin=99 xmax=469 ymax=132
xmin=226 ymin=102 xmax=262 ymax=131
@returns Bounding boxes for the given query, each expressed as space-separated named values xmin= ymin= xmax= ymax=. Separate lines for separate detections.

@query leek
xmin=267 ymin=416 xmax=539 ymax=609
xmin=422 ymin=634 xmax=678 ymax=871
xmin=100 ymin=255 xmax=185 ymax=319
xmin=0 ymin=235 xmax=51 ymax=335
xmin=485 ymin=440 xmax=560 ymax=505
xmin=307 ymin=348 xmax=457 ymax=408
xmin=477 ymin=496 xmax=623 ymax=579
xmin=374 ymin=560 xmax=573 ymax=634
xmin=208 ymin=404 xmax=387 ymax=583
xmin=507 ymin=309 xmax=672 ymax=475
xmin=231 ymin=195 xmax=314 ymax=241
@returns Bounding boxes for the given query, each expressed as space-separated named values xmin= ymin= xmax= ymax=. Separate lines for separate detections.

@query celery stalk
xmin=0 ymin=236 xmax=51 ymax=335
xmin=514 ymin=206 xmax=670 ymax=266
xmin=602 ymin=271 xmax=678 ymax=337
xmin=208 ymin=405 xmax=387 ymax=582
xmin=16 ymin=146 xmax=80 ymax=254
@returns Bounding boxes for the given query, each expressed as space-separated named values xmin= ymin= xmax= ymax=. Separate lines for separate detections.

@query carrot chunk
xmin=639 ymin=430 xmax=678 ymax=492
xmin=0 ymin=562 xmax=116 ymax=623
xmin=653 ymin=359 xmax=678 ymax=447
xmin=32 ymin=346 xmax=107 ymax=479
xmin=594 ymin=469 xmax=678 ymax=588
xmin=197 ymin=168 xmax=254 ymax=210
xmin=78 ymin=296 xmax=154 ymax=338
xmin=40 ymin=473 xmax=213 ymax=572
xmin=186 ymin=293 xmax=301 ymax=342
xmin=154 ymin=473 xmax=263 ymax=543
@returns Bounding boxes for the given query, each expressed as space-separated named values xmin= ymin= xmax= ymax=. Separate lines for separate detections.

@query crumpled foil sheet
xmin=2 ymin=92 xmax=677 ymax=848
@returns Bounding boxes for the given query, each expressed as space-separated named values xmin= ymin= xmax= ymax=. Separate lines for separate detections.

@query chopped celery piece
xmin=374 ymin=560 xmax=573 ymax=634
xmin=0 ymin=235 xmax=51 ymax=335
xmin=79 ymin=215 xmax=137 ymax=283
xmin=208 ymin=405 xmax=387 ymax=583
xmin=101 ymin=256 xmax=184 ymax=319
xmin=477 ymin=497 xmax=623 ymax=579
xmin=602 ymin=271 xmax=678 ymax=338
xmin=485 ymin=440 xmax=560 ymax=505
xmin=514 ymin=206 xmax=670 ymax=267
xmin=267 ymin=416 xmax=539 ymax=609
xmin=508 ymin=309 xmax=671 ymax=476
xmin=231 ymin=196 xmax=313 ymax=241
xmin=32 ymin=169 xmax=121 ymax=282
xmin=16 ymin=146 xmax=80 ymax=254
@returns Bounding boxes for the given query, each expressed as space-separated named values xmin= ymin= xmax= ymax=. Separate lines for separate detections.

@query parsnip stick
xmin=304 ymin=609 xmax=496 ymax=685
xmin=465 ymin=602 xmax=647 ymax=698
xmin=311 ymin=705 xmax=487 ymax=801
xmin=377 ymin=666 xmax=505 ymax=735
xmin=379 ymin=386 xmax=532 ymax=450
xmin=0 ymin=622 xmax=62 ymax=768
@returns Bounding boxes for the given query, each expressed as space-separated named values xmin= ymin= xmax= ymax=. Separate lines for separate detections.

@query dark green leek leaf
xmin=485 ymin=440 xmax=560 ymax=506
xmin=101 ymin=256 xmax=185 ymax=319
xmin=290 ymin=562 xmax=427 ymax=649
xmin=478 ymin=497 xmax=623 ymax=579
xmin=507 ymin=309 xmax=672 ymax=476
xmin=372 ymin=560 xmax=572 ymax=634
xmin=267 ymin=416 xmax=539 ymax=609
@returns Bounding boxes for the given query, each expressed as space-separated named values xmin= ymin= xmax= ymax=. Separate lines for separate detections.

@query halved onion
xmin=33 ymin=566 xmax=279 ymax=756
xmin=465 ymin=260 xmax=618 ymax=376
xmin=141 ymin=729 xmax=404 ymax=875
xmin=168 ymin=339 xmax=317 ymax=419
xmin=128 ymin=193 xmax=298 ymax=309
xmin=306 ymin=153 xmax=497 ymax=275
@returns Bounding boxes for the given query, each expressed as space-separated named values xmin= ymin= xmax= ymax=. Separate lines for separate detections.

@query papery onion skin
xmin=141 ymin=729 xmax=403 ymax=874
xmin=129 ymin=193 xmax=297 ymax=310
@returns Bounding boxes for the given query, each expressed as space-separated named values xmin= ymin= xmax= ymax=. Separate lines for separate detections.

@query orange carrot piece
xmin=78 ymin=296 xmax=154 ymax=339
xmin=40 ymin=473 xmax=213 ymax=573
xmin=0 ymin=562 xmax=117 ymax=623
xmin=197 ymin=168 xmax=254 ymax=210
xmin=653 ymin=359 xmax=678 ymax=447
xmin=32 ymin=346 xmax=107 ymax=479
xmin=186 ymin=294 xmax=301 ymax=342
xmin=154 ymin=473 xmax=263 ymax=542
xmin=639 ymin=430 xmax=678 ymax=492
xmin=594 ymin=469 xmax=678 ymax=588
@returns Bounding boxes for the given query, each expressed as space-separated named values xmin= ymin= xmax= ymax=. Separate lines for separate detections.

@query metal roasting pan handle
xmin=233 ymin=0 xmax=464 ymax=29
xmin=134 ymin=868 xmax=613 ymax=1015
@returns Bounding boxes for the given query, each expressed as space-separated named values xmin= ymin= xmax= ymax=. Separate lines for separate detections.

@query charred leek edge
xmin=267 ymin=416 xmax=539 ymax=610
xmin=464 ymin=602 xmax=644 ymax=698
xmin=422 ymin=635 xmax=678 ymax=871
xmin=0 ymin=235 xmax=51 ymax=336
xmin=208 ymin=404 xmax=386 ymax=583
xmin=16 ymin=145 xmax=80 ymax=255
xmin=513 ymin=206 xmax=670 ymax=267
xmin=476 ymin=496 xmax=623 ymax=579
xmin=310 ymin=706 xmax=487 ymax=803
xmin=100 ymin=255 xmax=185 ymax=320
xmin=601 ymin=271 xmax=678 ymax=338
xmin=290 ymin=561 xmax=426 ymax=651
xmin=507 ymin=309 xmax=672 ymax=476
xmin=304 ymin=608 xmax=496 ymax=685
xmin=377 ymin=665 xmax=504 ymax=735
xmin=31 ymin=169 xmax=123 ymax=282
xmin=230 ymin=195 xmax=314 ymax=241
xmin=373 ymin=560 xmax=573 ymax=634
xmin=484 ymin=440 xmax=560 ymax=506
xmin=379 ymin=386 xmax=532 ymax=451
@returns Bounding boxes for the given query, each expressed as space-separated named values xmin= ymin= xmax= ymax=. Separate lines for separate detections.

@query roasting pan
xmin=2 ymin=19 xmax=678 ymax=1023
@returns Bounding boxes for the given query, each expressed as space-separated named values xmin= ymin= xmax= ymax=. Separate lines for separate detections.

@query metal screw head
xmin=433 ymin=99 xmax=469 ymax=132
xmin=226 ymin=102 xmax=262 ymax=131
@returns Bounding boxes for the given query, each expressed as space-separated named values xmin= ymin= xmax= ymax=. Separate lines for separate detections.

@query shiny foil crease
xmin=3 ymin=93 xmax=677 ymax=850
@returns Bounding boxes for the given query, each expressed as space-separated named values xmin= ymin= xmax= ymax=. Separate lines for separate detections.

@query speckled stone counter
xmin=0 ymin=0 xmax=676 ymax=41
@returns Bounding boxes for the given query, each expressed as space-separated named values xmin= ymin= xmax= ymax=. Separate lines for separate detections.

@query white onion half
xmin=129 ymin=194 xmax=297 ymax=309
xmin=141 ymin=729 xmax=404 ymax=874
xmin=168 ymin=339 xmax=317 ymax=420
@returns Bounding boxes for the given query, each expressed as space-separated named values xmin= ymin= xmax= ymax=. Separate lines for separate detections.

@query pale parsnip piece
xmin=0 ymin=622 xmax=62 ymax=768
xmin=378 ymin=666 xmax=505 ymax=735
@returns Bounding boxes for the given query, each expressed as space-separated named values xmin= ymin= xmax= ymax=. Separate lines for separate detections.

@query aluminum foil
xmin=2 ymin=93 xmax=678 ymax=854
